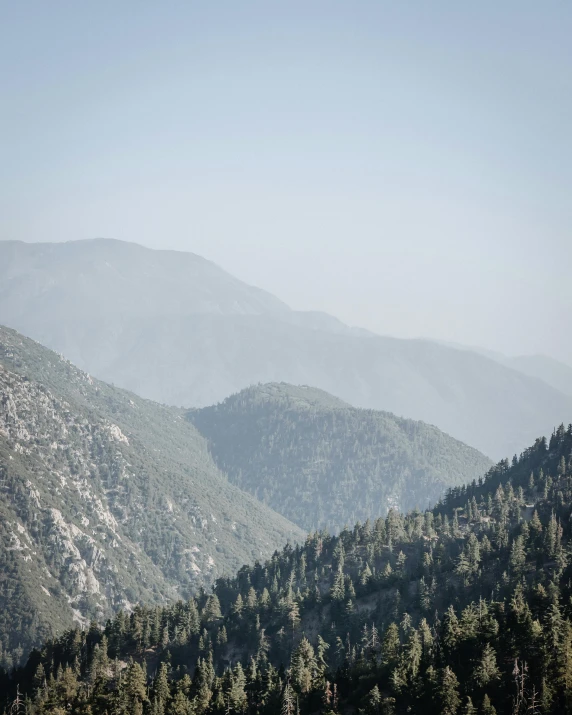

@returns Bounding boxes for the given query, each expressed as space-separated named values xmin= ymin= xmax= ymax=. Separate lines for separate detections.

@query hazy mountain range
xmin=434 ymin=339 xmax=572 ymax=398
xmin=1 ymin=238 xmax=572 ymax=459
xmin=1 ymin=237 xmax=571 ymax=677
xmin=0 ymin=326 xmax=492 ymax=662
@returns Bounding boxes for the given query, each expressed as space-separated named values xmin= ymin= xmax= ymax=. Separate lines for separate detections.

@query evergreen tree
xmin=125 ymin=660 xmax=148 ymax=715
xmin=473 ymin=644 xmax=500 ymax=688
xmin=382 ymin=623 xmax=400 ymax=668
xmin=364 ymin=684 xmax=382 ymax=714
xmin=153 ymin=662 xmax=171 ymax=709
xmin=481 ymin=694 xmax=497 ymax=715
xmin=438 ymin=666 xmax=461 ymax=715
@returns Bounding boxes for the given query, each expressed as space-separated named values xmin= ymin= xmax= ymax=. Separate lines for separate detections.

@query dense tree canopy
xmin=3 ymin=425 xmax=572 ymax=713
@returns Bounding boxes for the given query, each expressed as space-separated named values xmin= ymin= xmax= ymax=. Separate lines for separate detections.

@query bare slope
xmin=0 ymin=326 xmax=303 ymax=661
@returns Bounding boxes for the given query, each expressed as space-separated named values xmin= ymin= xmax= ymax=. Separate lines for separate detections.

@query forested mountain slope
xmin=188 ymin=383 xmax=492 ymax=531
xmin=0 ymin=326 xmax=303 ymax=666
xmin=2 ymin=239 xmax=572 ymax=458
xmin=4 ymin=426 xmax=572 ymax=714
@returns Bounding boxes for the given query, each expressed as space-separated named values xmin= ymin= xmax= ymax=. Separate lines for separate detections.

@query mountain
xmin=0 ymin=237 xmax=289 ymax=321
xmin=507 ymin=354 xmax=572 ymax=398
xmin=5 ymin=426 xmax=572 ymax=714
xmin=188 ymin=383 xmax=492 ymax=531
xmin=2 ymin=239 xmax=572 ymax=459
xmin=0 ymin=325 xmax=303 ymax=664
xmin=432 ymin=339 xmax=572 ymax=399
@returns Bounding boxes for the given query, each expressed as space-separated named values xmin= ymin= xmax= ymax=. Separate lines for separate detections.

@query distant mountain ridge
xmin=1 ymin=238 xmax=572 ymax=459
xmin=431 ymin=338 xmax=572 ymax=398
xmin=506 ymin=354 xmax=572 ymax=398
xmin=188 ymin=382 xmax=493 ymax=532
xmin=0 ymin=237 xmax=289 ymax=319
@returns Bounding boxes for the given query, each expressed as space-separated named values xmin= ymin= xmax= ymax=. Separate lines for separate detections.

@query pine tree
xmin=291 ymin=637 xmax=317 ymax=694
xmin=125 ymin=660 xmax=148 ymax=715
xmin=510 ymin=535 xmax=527 ymax=575
xmin=216 ymin=625 xmax=228 ymax=646
xmin=203 ymin=594 xmax=222 ymax=622
xmin=33 ymin=663 xmax=46 ymax=691
xmin=364 ymin=684 xmax=382 ymax=714
xmin=229 ymin=662 xmax=248 ymax=711
xmin=456 ymin=551 xmax=471 ymax=585
xmin=481 ymin=693 xmax=497 ymax=714
xmin=462 ymin=696 xmax=477 ymax=715
xmin=282 ymin=682 xmax=296 ymax=715
xmin=438 ymin=666 xmax=461 ymax=715
xmin=168 ymin=690 xmax=194 ymax=715
xmin=360 ymin=562 xmax=373 ymax=586
xmin=232 ymin=594 xmax=244 ymax=617
xmin=473 ymin=644 xmax=500 ymax=687
xmin=330 ymin=567 xmax=345 ymax=602
xmin=288 ymin=601 xmax=301 ymax=637
xmin=560 ymin=620 xmax=572 ymax=713
xmin=154 ymin=662 xmax=171 ymax=709
xmin=467 ymin=533 xmax=481 ymax=572
xmin=381 ymin=623 xmax=400 ymax=668
xmin=404 ymin=628 xmax=422 ymax=680
xmin=443 ymin=606 xmax=460 ymax=656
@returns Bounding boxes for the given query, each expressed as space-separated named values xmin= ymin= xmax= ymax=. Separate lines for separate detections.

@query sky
xmin=1 ymin=1 xmax=571 ymax=361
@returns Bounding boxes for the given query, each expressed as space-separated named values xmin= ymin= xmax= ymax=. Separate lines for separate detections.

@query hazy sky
xmin=1 ymin=2 xmax=571 ymax=360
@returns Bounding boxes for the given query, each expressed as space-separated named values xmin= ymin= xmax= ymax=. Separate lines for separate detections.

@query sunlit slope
xmin=0 ymin=325 xmax=303 ymax=661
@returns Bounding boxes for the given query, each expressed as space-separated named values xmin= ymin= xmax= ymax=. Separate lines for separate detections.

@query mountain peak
xmin=0 ymin=237 xmax=290 ymax=324
xmin=215 ymin=382 xmax=351 ymax=411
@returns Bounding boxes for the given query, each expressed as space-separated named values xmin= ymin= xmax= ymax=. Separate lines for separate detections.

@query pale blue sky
xmin=1 ymin=2 xmax=571 ymax=360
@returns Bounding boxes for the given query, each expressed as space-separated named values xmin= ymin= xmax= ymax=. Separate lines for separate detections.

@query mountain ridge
xmin=2 ymin=238 xmax=572 ymax=459
xmin=188 ymin=382 xmax=493 ymax=532
xmin=429 ymin=338 xmax=572 ymax=397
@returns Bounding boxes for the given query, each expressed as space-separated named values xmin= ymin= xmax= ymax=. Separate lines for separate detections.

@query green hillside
xmin=0 ymin=326 xmax=303 ymax=665
xmin=4 ymin=426 xmax=572 ymax=713
xmin=188 ymin=383 xmax=492 ymax=532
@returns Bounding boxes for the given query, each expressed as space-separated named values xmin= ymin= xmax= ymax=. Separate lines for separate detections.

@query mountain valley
xmin=1 ymin=245 xmax=571 ymax=713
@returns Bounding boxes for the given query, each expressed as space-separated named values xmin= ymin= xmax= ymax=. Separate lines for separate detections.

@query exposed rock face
xmin=0 ymin=326 xmax=304 ymax=667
